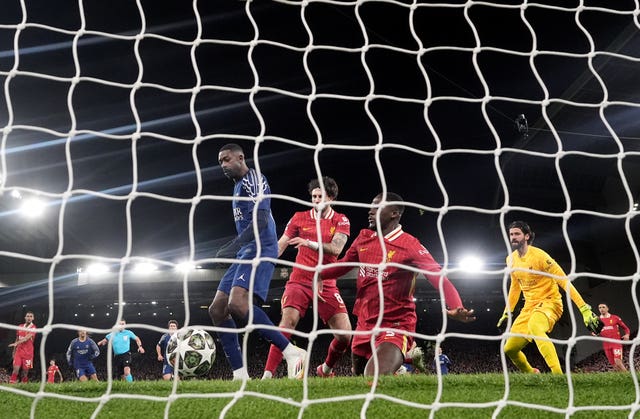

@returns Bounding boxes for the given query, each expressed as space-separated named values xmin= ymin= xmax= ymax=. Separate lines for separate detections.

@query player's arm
xmin=320 ymin=239 xmax=359 ymax=280
xmin=156 ymin=342 xmax=164 ymax=361
xmin=65 ymin=341 xmax=74 ymax=365
xmin=554 ymin=269 xmax=602 ymax=333
xmin=57 ymin=368 xmax=63 ymax=382
xmin=90 ymin=339 xmax=100 ymax=358
xmin=277 ymin=233 xmax=292 ymax=257
xmin=498 ymin=276 xmax=521 ymax=328
xmin=415 ymin=247 xmax=462 ymax=308
xmin=9 ymin=330 xmax=35 ymax=347
xmin=97 ymin=336 xmax=108 ymax=346
xmin=618 ymin=317 xmax=631 ymax=340
xmin=289 ymin=232 xmax=349 ymax=257
xmin=217 ymin=209 xmax=271 ymax=258
xmin=134 ymin=336 xmax=145 ymax=353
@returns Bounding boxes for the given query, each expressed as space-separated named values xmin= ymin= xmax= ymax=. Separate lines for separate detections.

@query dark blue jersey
xmin=232 ymin=168 xmax=278 ymax=258
xmin=66 ymin=338 xmax=100 ymax=368
xmin=157 ymin=333 xmax=171 ymax=359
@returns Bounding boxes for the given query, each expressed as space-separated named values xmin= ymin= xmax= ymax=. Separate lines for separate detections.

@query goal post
xmin=0 ymin=0 xmax=639 ymax=417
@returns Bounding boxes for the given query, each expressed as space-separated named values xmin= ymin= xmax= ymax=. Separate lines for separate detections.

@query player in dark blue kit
xmin=66 ymin=329 xmax=100 ymax=381
xmin=208 ymin=143 xmax=307 ymax=380
xmin=156 ymin=320 xmax=179 ymax=380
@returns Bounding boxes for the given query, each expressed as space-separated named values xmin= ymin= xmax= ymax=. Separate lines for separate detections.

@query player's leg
xmin=230 ymin=263 xmax=307 ymax=379
xmin=78 ymin=368 xmax=88 ymax=382
xmin=504 ymin=312 xmax=538 ymax=373
xmin=263 ymin=282 xmax=309 ymax=378
xmin=263 ymin=306 xmax=301 ymax=379
xmin=123 ymin=353 xmax=134 ymax=381
xmin=87 ymin=364 xmax=99 ymax=381
xmin=10 ymin=355 xmax=22 ymax=383
xmin=504 ymin=336 xmax=537 ymax=372
xmin=528 ymin=311 xmax=561 ymax=373
xmin=162 ymin=362 xmax=173 ymax=380
xmin=318 ymin=312 xmax=352 ymax=377
xmin=20 ymin=358 xmax=32 ymax=383
xmin=364 ymin=341 xmax=404 ymax=376
xmin=350 ymin=330 xmax=370 ymax=376
xmin=612 ymin=346 xmax=627 ymax=372
xmin=209 ymin=265 xmax=246 ymax=379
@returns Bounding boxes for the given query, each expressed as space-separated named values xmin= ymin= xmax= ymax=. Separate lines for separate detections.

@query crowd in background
xmin=2 ymin=334 xmax=638 ymax=382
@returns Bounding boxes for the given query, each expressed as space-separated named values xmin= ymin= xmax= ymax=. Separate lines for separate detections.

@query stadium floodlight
xmin=19 ymin=197 xmax=46 ymax=218
xmin=86 ymin=262 xmax=109 ymax=275
xmin=10 ymin=190 xmax=21 ymax=199
xmin=175 ymin=261 xmax=195 ymax=272
xmin=459 ymin=255 xmax=484 ymax=273
xmin=132 ymin=262 xmax=158 ymax=274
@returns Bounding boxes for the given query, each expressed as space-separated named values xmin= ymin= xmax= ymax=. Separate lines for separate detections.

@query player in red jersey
xmin=262 ymin=177 xmax=352 ymax=379
xmin=8 ymin=311 xmax=37 ymax=383
xmin=321 ymin=192 xmax=476 ymax=376
xmin=598 ymin=303 xmax=630 ymax=371
xmin=46 ymin=359 xmax=63 ymax=383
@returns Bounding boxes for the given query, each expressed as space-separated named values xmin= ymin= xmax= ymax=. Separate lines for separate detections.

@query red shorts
xmin=603 ymin=343 xmax=623 ymax=365
xmin=281 ymin=281 xmax=347 ymax=324
xmin=13 ymin=352 xmax=33 ymax=370
xmin=351 ymin=325 xmax=413 ymax=360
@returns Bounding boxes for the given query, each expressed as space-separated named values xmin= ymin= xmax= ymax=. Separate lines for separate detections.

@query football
xmin=166 ymin=328 xmax=216 ymax=378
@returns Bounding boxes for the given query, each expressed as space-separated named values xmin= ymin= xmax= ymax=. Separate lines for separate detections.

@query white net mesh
xmin=1 ymin=0 xmax=640 ymax=417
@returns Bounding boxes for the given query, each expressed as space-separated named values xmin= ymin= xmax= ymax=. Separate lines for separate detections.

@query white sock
xmin=232 ymin=367 xmax=250 ymax=380
xmin=261 ymin=370 xmax=273 ymax=379
xmin=282 ymin=343 xmax=301 ymax=359
xmin=321 ymin=363 xmax=332 ymax=374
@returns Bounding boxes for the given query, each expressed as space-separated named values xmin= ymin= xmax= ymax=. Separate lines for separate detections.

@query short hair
xmin=308 ymin=176 xmax=339 ymax=199
xmin=219 ymin=143 xmax=244 ymax=154
xmin=377 ymin=192 xmax=405 ymax=216
xmin=168 ymin=320 xmax=178 ymax=327
xmin=508 ymin=221 xmax=535 ymax=244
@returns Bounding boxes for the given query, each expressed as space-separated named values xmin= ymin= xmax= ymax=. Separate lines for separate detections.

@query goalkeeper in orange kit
xmin=497 ymin=221 xmax=602 ymax=374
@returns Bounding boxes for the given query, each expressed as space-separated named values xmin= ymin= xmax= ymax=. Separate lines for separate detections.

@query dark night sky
xmin=0 ymin=0 xmax=639 ymax=335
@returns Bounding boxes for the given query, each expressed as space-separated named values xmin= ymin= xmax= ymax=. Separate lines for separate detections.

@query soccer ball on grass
xmin=166 ymin=328 xmax=216 ymax=378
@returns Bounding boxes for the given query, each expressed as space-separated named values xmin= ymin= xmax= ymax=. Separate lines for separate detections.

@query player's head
xmin=168 ymin=320 xmax=178 ymax=332
xmin=508 ymin=221 xmax=535 ymax=251
xmin=49 ymin=359 xmax=56 ymax=365
xmin=368 ymin=192 xmax=404 ymax=233
xmin=308 ymin=176 xmax=339 ymax=201
xmin=218 ymin=143 xmax=248 ymax=181
xmin=78 ymin=329 xmax=88 ymax=339
xmin=117 ymin=320 xmax=126 ymax=331
xmin=24 ymin=311 xmax=34 ymax=324
xmin=598 ymin=303 xmax=609 ymax=315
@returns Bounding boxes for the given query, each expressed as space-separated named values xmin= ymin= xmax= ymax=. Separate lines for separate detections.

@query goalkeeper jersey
xmin=505 ymin=246 xmax=586 ymax=311
xmin=284 ymin=208 xmax=350 ymax=287
xmin=322 ymin=225 xmax=464 ymax=326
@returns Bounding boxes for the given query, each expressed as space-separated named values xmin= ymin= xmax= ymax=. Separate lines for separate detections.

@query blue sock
xmin=125 ymin=374 xmax=133 ymax=382
xmin=217 ymin=318 xmax=243 ymax=370
xmin=248 ymin=306 xmax=290 ymax=351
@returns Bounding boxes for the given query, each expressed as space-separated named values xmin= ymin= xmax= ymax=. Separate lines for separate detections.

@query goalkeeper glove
xmin=496 ymin=311 xmax=509 ymax=330
xmin=579 ymin=304 xmax=603 ymax=335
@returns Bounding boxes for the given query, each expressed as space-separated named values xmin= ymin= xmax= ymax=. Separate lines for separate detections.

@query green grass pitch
xmin=0 ymin=373 xmax=635 ymax=418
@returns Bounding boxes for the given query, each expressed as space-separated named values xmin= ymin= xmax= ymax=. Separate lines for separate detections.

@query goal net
xmin=1 ymin=0 xmax=639 ymax=417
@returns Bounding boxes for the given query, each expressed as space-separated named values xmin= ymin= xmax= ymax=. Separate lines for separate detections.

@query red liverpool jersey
xmin=599 ymin=314 xmax=630 ymax=340
xmin=285 ymin=208 xmax=350 ymax=287
xmin=322 ymin=226 xmax=463 ymax=326
xmin=15 ymin=322 xmax=36 ymax=357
